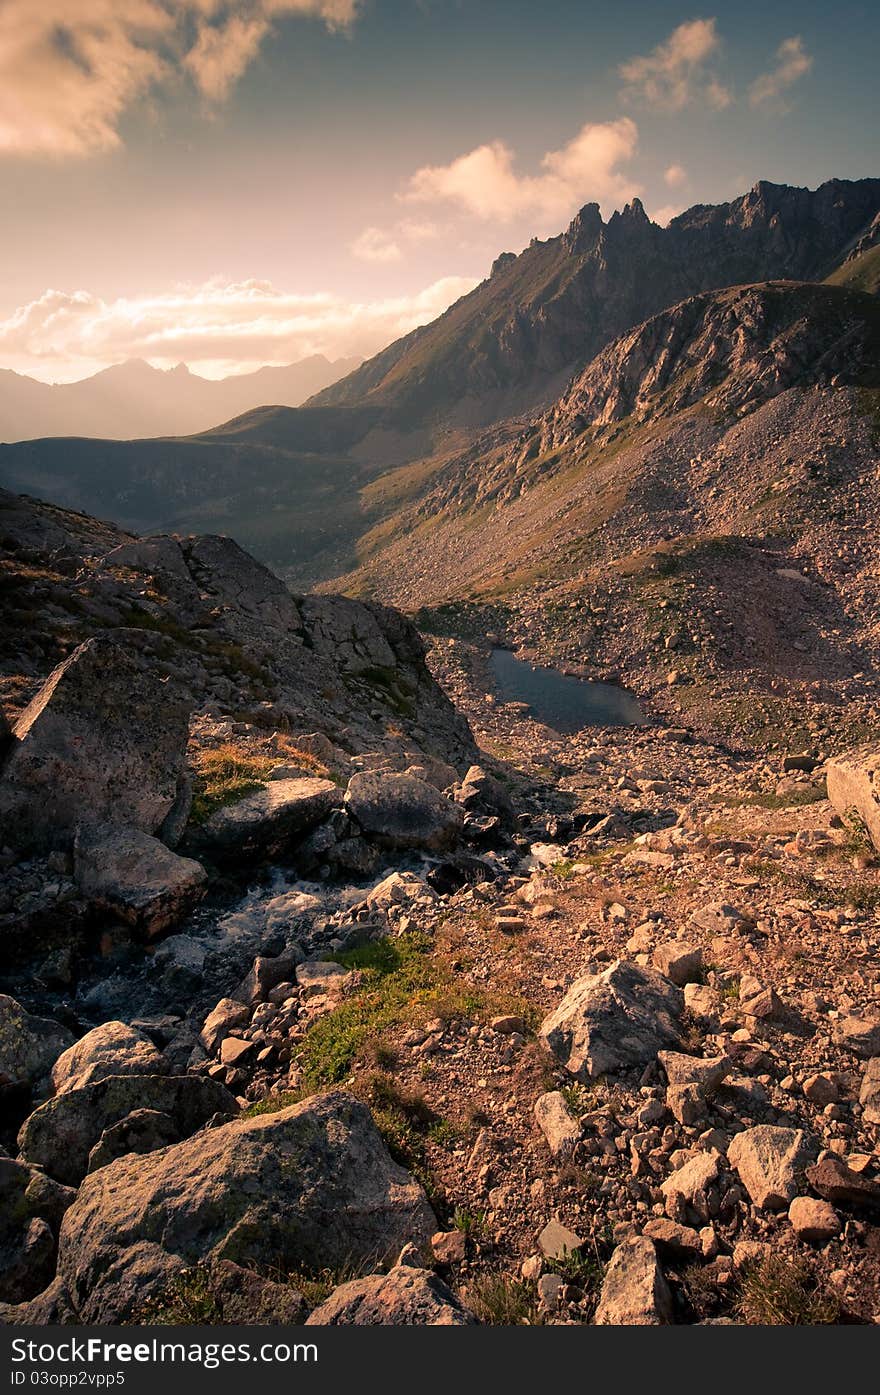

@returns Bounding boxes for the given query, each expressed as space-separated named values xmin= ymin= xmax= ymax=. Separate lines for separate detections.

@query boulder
xmin=199 ymin=998 xmax=250 ymax=1054
xmin=660 ymin=1151 xmax=721 ymax=1225
xmin=788 ymin=1197 xmax=840 ymax=1243
xmin=18 ymin=1073 xmax=237 ymax=1184
xmin=652 ymin=942 xmax=703 ymax=986
xmin=593 ymin=1236 xmax=672 ymax=1325
xmin=834 ymin=1016 xmax=880 ymax=1059
xmin=87 ymin=1109 xmax=185 ymax=1174
xmin=0 ymin=1157 xmax=76 ymax=1303
xmin=658 ymin=1051 xmax=731 ymax=1093
xmin=727 ymin=1126 xmax=817 ymax=1211
xmin=826 ymin=744 xmax=880 ymax=851
xmin=305 ymin=1265 xmax=474 ymax=1326
xmin=0 ymin=1277 xmax=78 ymax=1326
xmin=533 ymin=1091 xmax=581 ymax=1158
xmin=859 ymin=1057 xmax=880 ymax=1125
xmin=234 ymin=949 xmax=304 ymax=1006
xmin=805 ymin=1155 xmax=880 ymax=1208
xmin=454 ymin=765 xmax=517 ymax=829
xmin=345 ymin=772 xmax=464 ymax=852
xmin=0 ymin=636 xmax=190 ymax=852
xmin=366 ymin=870 xmax=438 ymax=914
xmin=0 ymin=995 xmax=74 ymax=1097
xmin=56 ymin=1091 xmax=437 ymax=1323
xmin=51 ymin=1021 xmax=168 ymax=1095
xmin=194 ymin=778 xmax=340 ymax=860
xmin=74 ymin=824 xmax=206 ymax=937
xmin=539 ymin=960 xmax=683 ymax=1081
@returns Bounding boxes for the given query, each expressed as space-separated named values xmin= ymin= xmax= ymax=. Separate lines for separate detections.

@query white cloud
xmin=400 ymin=117 xmax=640 ymax=225
xmin=664 ymin=163 xmax=687 ymax=188
xmin=749 ymin=36 xmax=812 ymax=108
xmin=0 ymin=1 xmax=361 ymax=157
xmin=0 ymin=275 xmax=478 ymax=381
xmin=619 ymin=18 xmax=731 ymax=110
xmin=351 ymin=227 xmax=403 ymax=263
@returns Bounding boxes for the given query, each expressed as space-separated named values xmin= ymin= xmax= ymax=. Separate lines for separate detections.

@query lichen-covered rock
xmin=539 ymin=960 xmax=683 ymax=1080
xmin=345 ymin=771 xmax=464 ymax=852
xmin=593 ymin=1236 xmax=673 ymax=1326
xmin=0 ymin=636 xmax=190 ymax=852
xmin=826 ymin=744 xmax=880 ymax=851
xmin=18 ymin=1073 xmax=236 ymax=1184
xmin=305 ymin=1265 xmax=474 ymax=1326
xmin=73 ymin=824 xmax=206 ymax=937
xmin=56 ymin=1090 xmax=437 ymax=1323
xmin=533 ymin=1091 xmax=581 ymax=1158
xmin=727 ymin=1125 xmax=817 ymax=1211
xmin=0 ymin=1277 xmax=78 ymax=1326
xmin=193 ymin=778 xmax=340 ymax=860
xmin=0 ymin=995 xmax=74 ymax=1098
xmin=51 ymin=1021 xmax=168 ymax=1095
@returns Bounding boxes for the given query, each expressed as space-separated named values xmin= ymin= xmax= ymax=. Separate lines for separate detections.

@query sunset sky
xmin=1 ymin=0 xmax=876 ymax=382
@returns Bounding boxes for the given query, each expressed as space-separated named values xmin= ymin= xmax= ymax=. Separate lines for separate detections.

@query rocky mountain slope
xmin=2 ymin=486 xmax=880 ymax=1326
xmin=2 ymin=179 xmax=877 ymax=579
xmin=0 ymin=355 xmax=360 ymax=444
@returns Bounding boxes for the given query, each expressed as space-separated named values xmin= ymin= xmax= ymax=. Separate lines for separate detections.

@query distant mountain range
xmin=0 ymin=355 xmax=360 ymax=442
xmin=0 ymin=177 xmax=878 ymax=586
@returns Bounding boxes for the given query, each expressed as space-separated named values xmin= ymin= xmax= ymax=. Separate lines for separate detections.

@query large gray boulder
xmin=826 ymin=745 xmax=880 ymax=851
xmin=18 ymin=1074 xmax=236 ymax=1184
xmin=306 ymin=1264 xmax=475 ymax=1326
xmin=51 ymin=1021 xmax=168 ymax=1096
xmin=73 ymin=824 xmax=206 ymax=937
xmin=0 ymin=636 xmax=190 ymax=851
xmin=193 ymin=777 xmax=340 ymax=860
xmin=345 ymin=771 xmax=464 ymax=852
xmin=0 ymin=995 xmax=74 ymax=1097
xmin=539 ymin=960 xmax=683 ymax=1080
xmin=56 ymin=1091 xmax=437 ymax=1323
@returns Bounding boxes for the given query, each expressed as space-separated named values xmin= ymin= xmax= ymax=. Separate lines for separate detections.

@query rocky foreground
xmin=2 ymin=490 xmax=880 ymax=1326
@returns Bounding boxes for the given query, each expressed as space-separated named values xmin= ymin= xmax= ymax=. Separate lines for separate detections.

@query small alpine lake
xmin=489 ymin=647 xmax=645 ymax=732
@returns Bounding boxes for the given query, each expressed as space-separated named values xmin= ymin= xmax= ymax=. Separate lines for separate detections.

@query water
xmin=489 ymin=648 xmax=645 ymax=732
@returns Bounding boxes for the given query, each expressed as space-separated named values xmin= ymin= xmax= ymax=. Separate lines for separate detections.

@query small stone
xmin=533 ymin=1091 xmax=580 ymax=1158
xmin=858 ymin=1058 xmax=880 ymax=1125
xmin=219 ymin=1036 xmax=254 ymax=1067
xmin=652 ymin=942 xmax=703 ymax=987
xmin=537 ymin=1273 xmax=565 ymax=1311
xmin=593 ymin=1236 xmax=672 ymax=1325
xmin=538 ymin=1218 xmax=584 ymax=1261
xmin=803 ymin=1073 xmax=838 ymax=1106
xmin=727 ymin=1126 xmax=816 ymax=1211
xmin=431 ymin=1229 xmax=466 ymax=1264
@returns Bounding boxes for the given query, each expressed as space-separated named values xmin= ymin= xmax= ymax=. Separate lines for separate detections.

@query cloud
xmin=664 ymin=163 xmax=687 ymax=188
xmin=0 ymin=275 xmax=478 ymax=380
xmin=619 ymin=18 xmax=731 ymax=110
xmin=351 ymin=227 xmax=403 ymax=263
xmin=651 ymin=204 xmax=685 ymax=227
xmin=749 ymin=36 xmax=812 ymax=108
xmin=0 ymin=1 xmax=360 ymax=158
xmin=400 ymin=117 xmax=640 ymax=225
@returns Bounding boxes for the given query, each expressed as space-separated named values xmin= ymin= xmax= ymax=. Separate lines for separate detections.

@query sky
xmin=0 ymin=0 xmax=876 ymax=382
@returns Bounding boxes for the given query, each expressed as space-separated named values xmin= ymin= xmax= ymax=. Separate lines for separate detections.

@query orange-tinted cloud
xmin=0 ymin=1 xmax=360 ymax=157
xmin=620 ymin=18 xmax=732 ymax=110
xmin=401 ymin=117 xmax=640 ymax=225
xmin=0 ymin=275 xmax=478 ymax=380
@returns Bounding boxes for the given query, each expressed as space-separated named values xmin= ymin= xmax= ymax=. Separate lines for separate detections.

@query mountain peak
xmin=563 ymin=202 xmax=603 ymax=252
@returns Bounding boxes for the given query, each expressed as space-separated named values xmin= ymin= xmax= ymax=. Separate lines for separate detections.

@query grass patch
xmin=139 ymin=1267 xmax=223 ymax=1325
xmin=293 ymin=931 xmax=533 ymax=1093
xmin=189 ymin=742 xmax=275 ymax=823
xmin=735 ymin=1254 xmax=840 ymax=1326
xmin=724 ymin=786 xmax=827 ymax=811
xmin=468 ymin=1274 xmax=541 ymax=1326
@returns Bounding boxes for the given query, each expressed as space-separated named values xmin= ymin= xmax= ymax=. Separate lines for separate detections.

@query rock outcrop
xmin=0 ymin=636 xmax=190 ymax=853
xmin=826 ymin=744 xmax=880 ymax=852
xmin=0 ymin=995 xmax=74 ymax=1100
